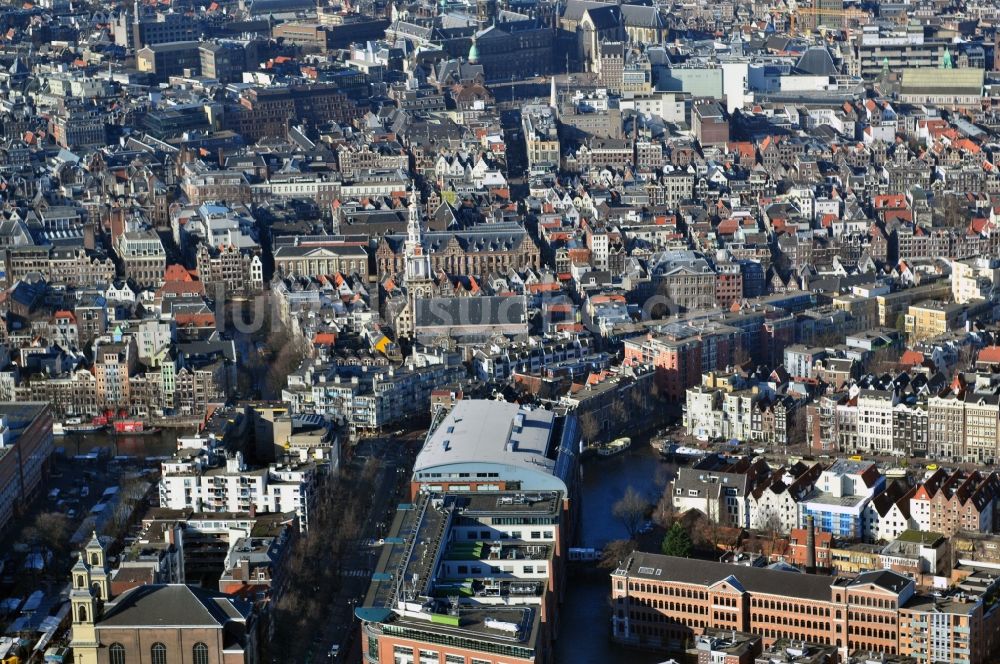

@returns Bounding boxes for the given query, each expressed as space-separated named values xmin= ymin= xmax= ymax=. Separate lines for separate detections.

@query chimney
xmin=805 ymin=515 xmax=816 ymax=573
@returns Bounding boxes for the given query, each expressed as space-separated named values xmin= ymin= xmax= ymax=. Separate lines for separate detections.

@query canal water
xmin=555 ymin=440 xmax=675 ymax=664
xmin=56 ymin=429 xmax=182 ymax=459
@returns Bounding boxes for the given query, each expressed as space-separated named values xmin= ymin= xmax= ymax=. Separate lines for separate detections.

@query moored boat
xmin=596 ymin=437 xmax=631 ymax=457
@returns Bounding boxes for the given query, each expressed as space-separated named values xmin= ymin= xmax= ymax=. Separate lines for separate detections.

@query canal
xmin=555 ymin=439 xmax=676 ymax=664
xmin=56 ymin=428 xmax=182 ymax=459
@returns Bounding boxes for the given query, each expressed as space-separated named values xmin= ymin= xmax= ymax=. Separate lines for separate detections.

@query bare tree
xmin=612 ymin=486 xmax=648 ymax=540
xmin=651 ymin=477 xmax=676 ymax=528
xmin=786 ymin=407 xmax=809 ymax=448
xmin=939 ymin=193 xmax=970 ymax=229
xmin=598 ymin=539 xmax=637 ymax=569
xmin=693 ymin=513 xmax=725 ymax=554
xmin=760 ymin=510 xmax=785 ymax=555
xmin=731 ymin=344 xmax=752 ymax=369
xmin=869 ymin=345 xmax=904 ymax=375
xmin=272 ymin=455 xmax=384 ymax=660
xmin=31 ymin=512 xmax=73 ymax=559
xmin=578 ymin=410 xmax=601 ymax=445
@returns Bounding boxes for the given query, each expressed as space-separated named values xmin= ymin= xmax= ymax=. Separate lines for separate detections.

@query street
xmin=313 ymin=430 xmax=423 ymax=663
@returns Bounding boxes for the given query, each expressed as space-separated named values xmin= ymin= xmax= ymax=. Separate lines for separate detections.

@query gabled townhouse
xmin=671 ymin=457 xmax=771 ymax=528
xmin=799 ymin=459 xmax=885 ymax=538
xmin=747 ymin=462 xmax=823 ymax=534
xmin=864 ymin=482 xmax=916 ymax=542
xmin=928 ymin=470 xmax=1000 ymax=536
xmin=909 ymin=468 xmax=948 ymax=532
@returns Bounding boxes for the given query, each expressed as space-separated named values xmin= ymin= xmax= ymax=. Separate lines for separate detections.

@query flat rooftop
xmin=360 ymin=493 xmax=557 ymax=656
xmin=414 ymin=401 xmax=556 ymax=476
xmin=803 ymin=490 xmax=868 ymax=508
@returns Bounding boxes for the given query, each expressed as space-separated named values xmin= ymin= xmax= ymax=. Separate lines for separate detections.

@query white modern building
xmin=799 ymin=459 xmax=885 ymax=538
xmin=410 ymin=400 xmax=579 ymax=500
xmin=159 ymin=451 xmax=316 ymax=530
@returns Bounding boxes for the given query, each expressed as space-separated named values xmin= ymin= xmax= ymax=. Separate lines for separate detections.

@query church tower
xmin=70 ymin=532 xmax=110 ymax=664
xmin=403 ymin=183 xmax=434 ymax=339
xmin=85 ymin=531 xmax=110 ymax=601
xmin=404 ymin=183 xmax=433 ymax=296
xmin=70 ymin=556 xmax=99 ymax=664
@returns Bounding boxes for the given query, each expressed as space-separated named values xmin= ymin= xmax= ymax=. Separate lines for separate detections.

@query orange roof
xmin=970 ymin=218 xmax=990 ymax=234
xmin=954 ymin=138 xmax=980 ymax=154
xmin=717 ymin=219 xmax=739 ymax=235
xmin=176 ymin=313 xmax=215 ymax=327
xmin=977 ymin=346 xmax=1000 ymax=365
xmin=313 ymin=333 xmax=336 ymax=345
xmin=899 ymin=350 xmax=924 ymax=367
xmin=164 ymin=264 xmax=197 ymax=282
xmin=874 ymin=194 xmax=907 ymax=209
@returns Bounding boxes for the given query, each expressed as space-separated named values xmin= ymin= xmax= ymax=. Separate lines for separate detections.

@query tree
xmin=939 ymin=193 xmax=970 ymax=229
xmin=692 ymin=513 xmax=724 ymax=553
xmin=612 ymin=486 xmax=648 ymax=540
xmin=578 ymin=410 xmax=601 ymax=445
xmin=661 ymin=522 xmax=693 ymax=557
xmin=869 ymin=344 xmax=904 ymax=375
xmin=33 ymin=512 xmax=72 ymax=557
xmin=786 ymin=406 xmax=809 ymax=448
xmin=731 ymin=344 xmax=752 ymax=370
xmin=598 ymin=539 xmax=637 ymax=569
xmin=651 ymin=478 xmax=676 ymax=529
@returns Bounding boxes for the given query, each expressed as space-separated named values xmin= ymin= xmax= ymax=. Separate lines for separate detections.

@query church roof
xmin=98 ymin=584 xmax=252 ymax=629
xmin=795 ymin=47 xmax=837 ymax=76
xmin=382 ymin=223 xmax=530 ymax=255
xmin=584 ymin=4 xmax=623 ymax=29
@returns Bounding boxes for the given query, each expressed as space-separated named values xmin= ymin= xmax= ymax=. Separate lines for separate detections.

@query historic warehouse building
xmin=611 ymin=552 xmax=1000 ymax=664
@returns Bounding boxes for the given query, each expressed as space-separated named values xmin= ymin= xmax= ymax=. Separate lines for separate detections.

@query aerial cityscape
xmin=0 ymin=0 xmax=999 ymax=662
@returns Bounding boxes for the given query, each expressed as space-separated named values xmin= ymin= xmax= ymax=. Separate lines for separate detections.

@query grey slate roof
xmin=383 ymin=223 xmax=530 ymax=255
xmin=795 ymin=47 xmax=838 ymax=76
xmin=414 ymin=294 xmax=527 ymax=328
xmin=584 ymin=5 xmax=623 ymax=29
xmin=623 ymin=552 xmax=835 ymax=601
xmin=98 ymin=584 xmax=251 ymax=628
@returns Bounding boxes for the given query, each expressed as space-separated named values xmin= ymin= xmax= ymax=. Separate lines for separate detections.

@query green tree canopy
xmin=661 ymin=522 xmax=693 ymax=558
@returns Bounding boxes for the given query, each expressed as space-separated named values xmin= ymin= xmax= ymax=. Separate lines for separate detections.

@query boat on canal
xmin=58 ymin=417 xmax=106 ymax=434
xmin=596 ymin=437 xmax=631 ymax=457
xmin=111 ymin=420 xmax=161 ymax=436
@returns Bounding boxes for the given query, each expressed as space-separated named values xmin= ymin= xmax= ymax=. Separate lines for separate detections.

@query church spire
xmin=404 ymin=182 xmax=431 ymax=284
xmin=406 ymin=181 xmax=422 ymax=247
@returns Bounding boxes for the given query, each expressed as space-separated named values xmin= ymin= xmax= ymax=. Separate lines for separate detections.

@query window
xmin=193 ymin=643 xmax=209 ymax=664
xmin=151 ymin=643 xmax=167 ymax=664
xmin=109 ymin=644 xmax=126 ymax=664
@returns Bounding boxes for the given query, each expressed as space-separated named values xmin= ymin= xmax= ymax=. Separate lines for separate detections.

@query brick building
xmin=623 ymin=323 xmax=738 ymax=402
xmin=375 ymin=223 xmax=541 ymax=278
xmin=0 ymin=403 xmax=53 ymax=532
xmin=70 ymin=534 xmax=260 ymax=664
xmin=225 ymin=84 xmax=360 ymax=142
xmin=693 ymin=102 xmax=729 ymax=146
xmin=611 ymin=553 xmax=993 ymax=663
